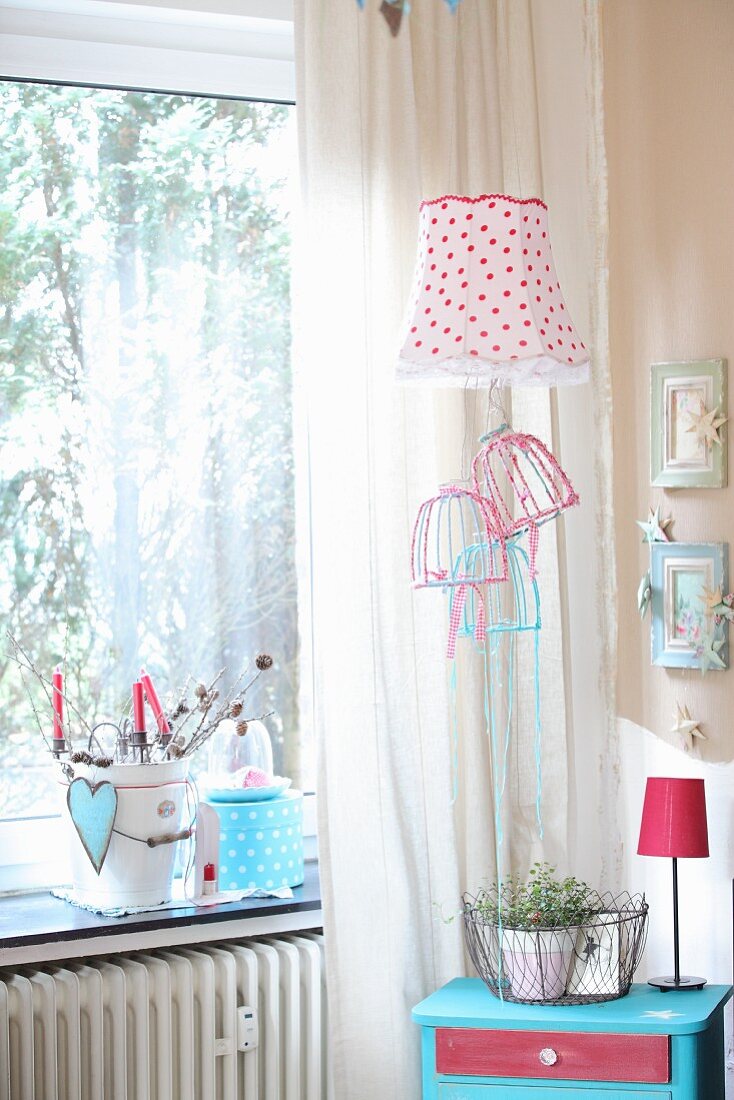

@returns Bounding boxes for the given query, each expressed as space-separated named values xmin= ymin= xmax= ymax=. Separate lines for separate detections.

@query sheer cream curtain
xmin=294 ymin=2 xmax=611 ymax=1096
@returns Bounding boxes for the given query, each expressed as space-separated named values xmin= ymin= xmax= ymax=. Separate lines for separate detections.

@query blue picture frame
xmin=651 ymin=542 xmax=729 ymax=669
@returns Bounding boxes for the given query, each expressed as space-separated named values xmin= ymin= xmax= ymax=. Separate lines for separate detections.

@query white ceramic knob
xmin=539 ymin=1047 xmax=558 ymax=1066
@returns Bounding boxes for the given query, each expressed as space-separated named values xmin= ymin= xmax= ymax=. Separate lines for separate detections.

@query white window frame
xmin=0 ymin=0 xmax=316 ymax=893
xmin=0 ymin=0 xmax=295 ymax=102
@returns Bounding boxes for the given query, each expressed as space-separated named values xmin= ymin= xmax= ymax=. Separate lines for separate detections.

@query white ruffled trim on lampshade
xmin=395 ymin=353 xmax=590 ymax=387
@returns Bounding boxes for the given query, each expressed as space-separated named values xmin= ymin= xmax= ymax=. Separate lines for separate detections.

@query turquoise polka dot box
xmin=202 ymin=719 xmax=304 ymax=892
xmin=214 ymin=791 xmax=304 ymax=892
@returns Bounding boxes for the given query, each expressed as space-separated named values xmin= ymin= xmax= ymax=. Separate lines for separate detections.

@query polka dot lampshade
xmin=396 ymin=194 xmax=590 ymax=387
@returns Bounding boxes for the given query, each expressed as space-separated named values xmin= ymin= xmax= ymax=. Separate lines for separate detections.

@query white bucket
xmin=58 ymin=757 xmax=192 ymax=908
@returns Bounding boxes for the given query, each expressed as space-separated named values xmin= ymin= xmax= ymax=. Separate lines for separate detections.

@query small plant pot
xmin=500 ymin=927 xmax=578 ymax=1001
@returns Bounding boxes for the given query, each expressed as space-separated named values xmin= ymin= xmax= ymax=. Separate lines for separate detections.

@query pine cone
xmin=195 ymin=682 xmax=208 ymax=699
xmin=168 ymin=743 xmax=184 ymax=758
xmin=70 ymin=750 xmax=93 ymax=765
xmin=236 ymin=720 xmax=249 ymax=737
xmin=255 ymin=654 xmax=273 ymax=671
xmin=230 ymin=700 xmax=243 ymax=718
xmin=92 ymin=755 xmax=113 ymax=768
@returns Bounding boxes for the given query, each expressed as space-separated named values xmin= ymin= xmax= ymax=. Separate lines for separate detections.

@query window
xmin=0 ymin=79 xmax=308 ymax=850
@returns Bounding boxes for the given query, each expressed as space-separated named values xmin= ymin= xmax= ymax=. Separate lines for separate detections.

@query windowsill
xmin=0 ymin=862 xmax=322 ymax=966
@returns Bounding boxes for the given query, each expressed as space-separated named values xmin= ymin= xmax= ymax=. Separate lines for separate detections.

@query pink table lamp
xmin=638 ymin=776 xmax=709 ymax=991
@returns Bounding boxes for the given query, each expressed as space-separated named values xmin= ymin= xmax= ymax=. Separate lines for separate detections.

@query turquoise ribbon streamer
xmin=450 ymin=660 xmax=459 ymax=805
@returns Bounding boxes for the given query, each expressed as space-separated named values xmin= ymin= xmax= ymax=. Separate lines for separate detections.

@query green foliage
xmin=470 ymin=863 xmax=597 ymax=930
xmin=0 ymin=82 xmax=299 ymax=816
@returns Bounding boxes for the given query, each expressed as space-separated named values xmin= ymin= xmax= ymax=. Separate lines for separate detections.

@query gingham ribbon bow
xmin=446 ymin=582 xmax=486 ymax=659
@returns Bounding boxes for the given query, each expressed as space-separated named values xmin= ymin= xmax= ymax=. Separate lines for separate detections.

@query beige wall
xmin=605 ymin=0 xmax=734 ymax=762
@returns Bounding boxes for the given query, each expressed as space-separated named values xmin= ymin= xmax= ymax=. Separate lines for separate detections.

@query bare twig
xmin=183 ymin=709 xmax=275 ymax=758
xmin=17 ymin=661 xmax=55 ymax=757
xmin=6 ymin=633 xmax=275 ymax=766
xmin=6 ymin=633 xmax=94 ymax=743
xmin=169 ymin=670 xmax=222 ymax=745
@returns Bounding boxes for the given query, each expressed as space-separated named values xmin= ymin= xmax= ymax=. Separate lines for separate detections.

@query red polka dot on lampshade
xmin=396 ymin=194 xmax=590 ymax=387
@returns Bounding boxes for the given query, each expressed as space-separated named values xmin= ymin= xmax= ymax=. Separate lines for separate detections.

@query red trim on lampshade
xmin=419 ymin=193 xmax=547 ymax=211
xmin=637 ymin=777 xmax=709 ymax=859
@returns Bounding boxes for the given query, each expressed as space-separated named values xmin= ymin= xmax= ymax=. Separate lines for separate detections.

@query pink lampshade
xmin=396 ymin=194 xmax=590 ymax=387
xmin=637 ymin=777 xmax=709 ymax=859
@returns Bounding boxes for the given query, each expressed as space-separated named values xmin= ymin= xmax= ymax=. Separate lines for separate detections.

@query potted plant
xmin=464 ymin=863 xmax=597 ymax=1002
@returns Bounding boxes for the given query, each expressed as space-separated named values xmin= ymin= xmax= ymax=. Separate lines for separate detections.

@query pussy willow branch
xmin=183 ymin=709 xmax=275 ymax=759
xmin=7 ymin=633 xmax=55 ymax=715
xmin=181 ymin=678 xmax=236 ymax=757
xmin=180 ymin=663 xmax=270 ymax=758
xmin=240 ymin=666 xmax=266 ymax=698
xmin=13 ymin=657 xmax=90 ymax=743
xmin=17 ymin=660 xmax=54 ymax=756
xmin=189 ymin=668 xmax=226 ymax=740
xmin=6 ymin=633 xmax=93 ymax=742
xmin=170 ymin=669 xmax=225 ymax=746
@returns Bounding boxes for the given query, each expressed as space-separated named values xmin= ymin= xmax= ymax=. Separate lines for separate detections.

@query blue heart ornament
xmin=67 ymin=778 xmax=118 ymax=875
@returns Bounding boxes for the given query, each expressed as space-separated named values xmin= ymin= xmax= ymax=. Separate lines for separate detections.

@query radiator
xmin=0 ymin=932 xmax=329 ymax=1100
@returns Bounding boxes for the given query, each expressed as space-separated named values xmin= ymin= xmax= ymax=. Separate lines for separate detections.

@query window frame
xmin=0 ymin=0 xmax=315 ymax=893
xmin=0 ymin=0 xmax=295 ymax=103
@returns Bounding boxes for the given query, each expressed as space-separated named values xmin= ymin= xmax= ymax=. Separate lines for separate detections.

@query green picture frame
xmin=651 ymin=359 xmax=728 ymax=488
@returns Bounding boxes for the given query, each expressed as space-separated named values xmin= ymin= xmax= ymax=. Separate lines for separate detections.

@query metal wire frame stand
xmin=463 ymin=891 xmax=649 ymax=1006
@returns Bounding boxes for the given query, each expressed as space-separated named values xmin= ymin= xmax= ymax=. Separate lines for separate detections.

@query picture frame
xmin=651 ymin=541 xmax=729 ymax=669
xmin=651 ymin=359 xmax=727 ymax=488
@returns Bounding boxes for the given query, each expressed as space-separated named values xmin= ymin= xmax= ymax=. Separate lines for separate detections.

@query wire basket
xmin=463 ymin=890 xmax=649 ymax=1005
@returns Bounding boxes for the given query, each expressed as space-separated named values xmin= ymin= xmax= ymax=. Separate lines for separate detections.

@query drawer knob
xmin=539 ymin=1047 xmax=558 ymax=1067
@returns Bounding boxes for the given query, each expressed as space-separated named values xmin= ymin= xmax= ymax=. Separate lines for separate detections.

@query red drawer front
xmin=436 ymin=1028 xmax=670 ymax=1084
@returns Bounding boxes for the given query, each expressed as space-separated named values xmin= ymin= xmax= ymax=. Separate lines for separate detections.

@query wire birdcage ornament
xmin=471 ymin=423 xmax=579 ymax=579
xmin=449 ymin=538 xmax=541 ymax=642
xmin=411 ymin=482 xmax=508 ymax=589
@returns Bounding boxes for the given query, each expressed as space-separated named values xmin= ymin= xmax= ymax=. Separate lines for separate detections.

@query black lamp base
xmin=648 ymin=975 xmax=707 ymax=992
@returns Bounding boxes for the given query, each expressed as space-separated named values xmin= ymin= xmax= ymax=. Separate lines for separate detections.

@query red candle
xmin=132 ymin=680 xmax=146 ymax=734
xmin=140 ymin=668 xmax=171 ymax=740
xmin=52 ymin=665 xmax=65 ymax=749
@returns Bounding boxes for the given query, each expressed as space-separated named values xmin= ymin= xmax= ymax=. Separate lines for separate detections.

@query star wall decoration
xmin=686 ymin=400 xmax=728 ymax=447
xmin=636 ymin=505 xmax=672 ymax=544
xmin=638 ymin=571 xmax=652 ymax=618
xmin=717 ymin=594 xmax=734 ymax=623
xmin=700 ymin=584 xmax=734 ymax=624
xmin=695 ymin=627 xmax=727 ymax=675
xmin=701 ymin=585 xmax=723 ymax=614
xmin=671 ymin=702 xmax=706 ymax=752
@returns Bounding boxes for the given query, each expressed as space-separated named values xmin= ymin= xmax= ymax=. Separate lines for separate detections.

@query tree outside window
xmin=0 ymin=83 xmax=304 ymax=818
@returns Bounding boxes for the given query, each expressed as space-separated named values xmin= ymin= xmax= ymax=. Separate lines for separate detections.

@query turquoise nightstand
xmin=413 ymin=979 xmax=733 ymax=1098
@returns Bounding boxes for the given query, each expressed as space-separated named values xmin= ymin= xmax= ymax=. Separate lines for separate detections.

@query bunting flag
xmin=380 ymin=0 xmax=407 ymax=36
xmin=356 ymin=0 xmax=464 ymax=38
